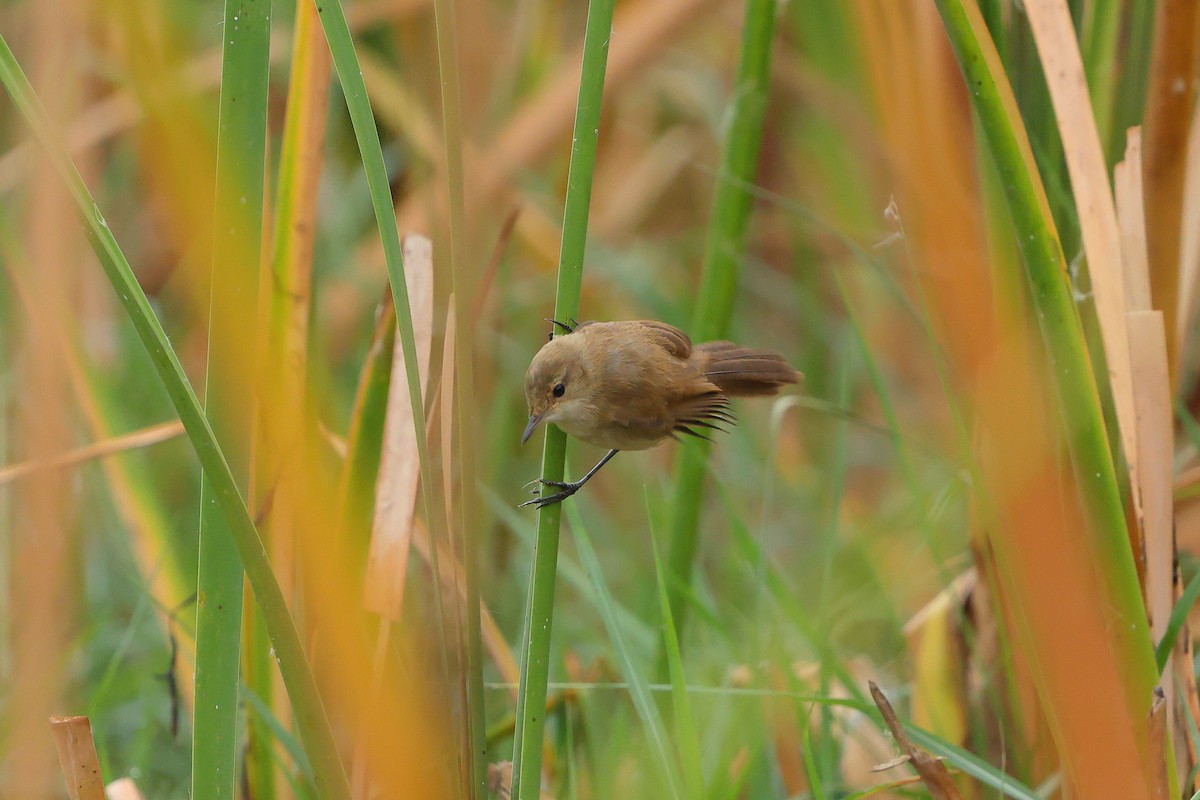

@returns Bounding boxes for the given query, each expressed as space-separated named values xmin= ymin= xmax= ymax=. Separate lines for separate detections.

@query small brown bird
xmin=520 ymin=319 xmax=799 ymax=508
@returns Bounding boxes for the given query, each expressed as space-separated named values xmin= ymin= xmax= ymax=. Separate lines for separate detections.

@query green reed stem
xmin=509 ymin=0 xmax=615 ymax=796
xmin=660 ymin=0 xmax=776 ymax=669
xmin=192 ymin=1 xmax=270 ymax=796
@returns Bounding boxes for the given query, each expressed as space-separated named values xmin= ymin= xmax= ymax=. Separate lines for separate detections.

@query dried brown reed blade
xmin=0 ymin=420 xmax=184 ymax=486
xmin=362 ymin=234 xmax=435 ymax=620
xmin=49 ymin=716 xmax=106 ymax=800
xmin=1116 ymin=127 xmax=1153 ymax=578
xmin=868 ymin=682 xmax=963 ymax=800
xmin=1172 ymin=579 xmax=1200 ymax=791
xmin=354 ymin=235 xmax=436 ymax=795
xmin=1143 ymin=0 xmax=1200 ymax=371
xmin=1117 ymin=129 xmax=1153 ymax=313
xmin=1024 ymin=0 xmax=1137 ymax=487
xmin=1119 ymin=123 xmax=1180 ymax=771
xmin=11 ymin=5 xmax=86 ymax=790
xmin=1128 ymin=311 xmax=1177 ymax=755
xmin=1128 ymin=310 xmax=1174 ymax=637
xmin=1178 ymin=111 xmax=1200 ymax=357
xmin=1148 ymin=689 xmax=1168 ymax=800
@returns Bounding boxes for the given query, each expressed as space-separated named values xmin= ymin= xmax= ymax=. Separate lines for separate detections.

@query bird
xmin=519 ymin=318 xmax=799 ymax=508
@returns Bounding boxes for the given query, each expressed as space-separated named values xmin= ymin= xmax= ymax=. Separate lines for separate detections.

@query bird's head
xmin=522 ymin=334 xmax=593 ymax=444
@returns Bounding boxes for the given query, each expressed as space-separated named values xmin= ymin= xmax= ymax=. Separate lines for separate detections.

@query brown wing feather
xmin=633 ymin=320 xmax=692 ymax=360
xmin=670 ymin=387 xmax=736 ymax=439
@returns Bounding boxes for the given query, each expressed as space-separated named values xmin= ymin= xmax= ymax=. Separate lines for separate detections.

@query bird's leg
xmin=519 ymin=449 xmax=619 ymax=508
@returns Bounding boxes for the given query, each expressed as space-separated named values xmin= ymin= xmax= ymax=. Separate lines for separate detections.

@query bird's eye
xmin=552 ymin=383 xmax=566 ymax=398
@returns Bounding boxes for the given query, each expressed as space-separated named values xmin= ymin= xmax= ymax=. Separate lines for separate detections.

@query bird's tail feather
xmin=697 ymin=341 xmax=799 ymax=397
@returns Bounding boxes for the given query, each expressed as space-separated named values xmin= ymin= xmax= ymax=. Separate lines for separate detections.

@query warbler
xmin=520 ymin=319 xmax=798 ymax=508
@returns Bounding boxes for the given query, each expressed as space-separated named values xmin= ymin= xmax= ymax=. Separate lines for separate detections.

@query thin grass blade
xmin=193 ymin=1 xmax=271 ymax=795
xmin=649 ymin=517 xmax=704 ymax=800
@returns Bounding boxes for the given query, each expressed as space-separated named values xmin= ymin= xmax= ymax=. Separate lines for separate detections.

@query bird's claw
xmin=517 ymin=479 xmax=580 ymax=509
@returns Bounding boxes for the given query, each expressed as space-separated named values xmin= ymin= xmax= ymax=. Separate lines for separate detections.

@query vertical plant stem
xmin=7 ymin=3 xmax=81 ymax=792
xmin=245 ymin=1 xmax=332 ymax=796
xmin=429 ymin=0 xmax=488 ymax=791
xmin=193 ymin=1 xmax=270 ymax=797
xmin=661 ymin=0 xmax=776 ymax=663
xmin=509 ymin=0 xmax=616 ymax=795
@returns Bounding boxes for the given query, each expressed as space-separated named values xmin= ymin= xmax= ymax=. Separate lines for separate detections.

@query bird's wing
xmin=601 ymin=398 xmax=677 ymax=447
xmin=670 ymin=388 xmax=735 ymax=438
xmin=632 ymin=320 xmax=692 ymax=360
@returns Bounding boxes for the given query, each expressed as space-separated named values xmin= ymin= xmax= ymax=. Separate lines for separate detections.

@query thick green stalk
xmin=509 ymin=0 xmax=615 ymax=795
xmin=0 ymin=32 xmax=353 ymax=800
xmin=193 ymin=1 xmax=270 ymax=796
xmin=429 ymin=0 xmax=487 ymax=791
xmin=661 ymin=0 xmax=776 ymax=660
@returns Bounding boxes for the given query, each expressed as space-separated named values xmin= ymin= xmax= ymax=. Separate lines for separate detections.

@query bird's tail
xmin=697 ymin=341 xmax=800 ymax=397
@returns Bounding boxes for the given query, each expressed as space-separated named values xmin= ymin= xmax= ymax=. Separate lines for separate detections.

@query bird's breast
xmin=554 ymin=403 xmax=672 ymax=451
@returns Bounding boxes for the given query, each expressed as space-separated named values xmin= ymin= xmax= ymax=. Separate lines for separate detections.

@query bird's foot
xmin=518 ymin=478 xmax=581 ymax=509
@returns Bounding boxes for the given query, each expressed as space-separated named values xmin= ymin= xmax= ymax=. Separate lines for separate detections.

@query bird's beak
xmin=521 ymin=412 xmax=546 ymax=445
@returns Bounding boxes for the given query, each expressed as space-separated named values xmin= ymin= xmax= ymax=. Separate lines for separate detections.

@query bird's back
xmin=561 ymin=322 xmax=698 ymax=449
